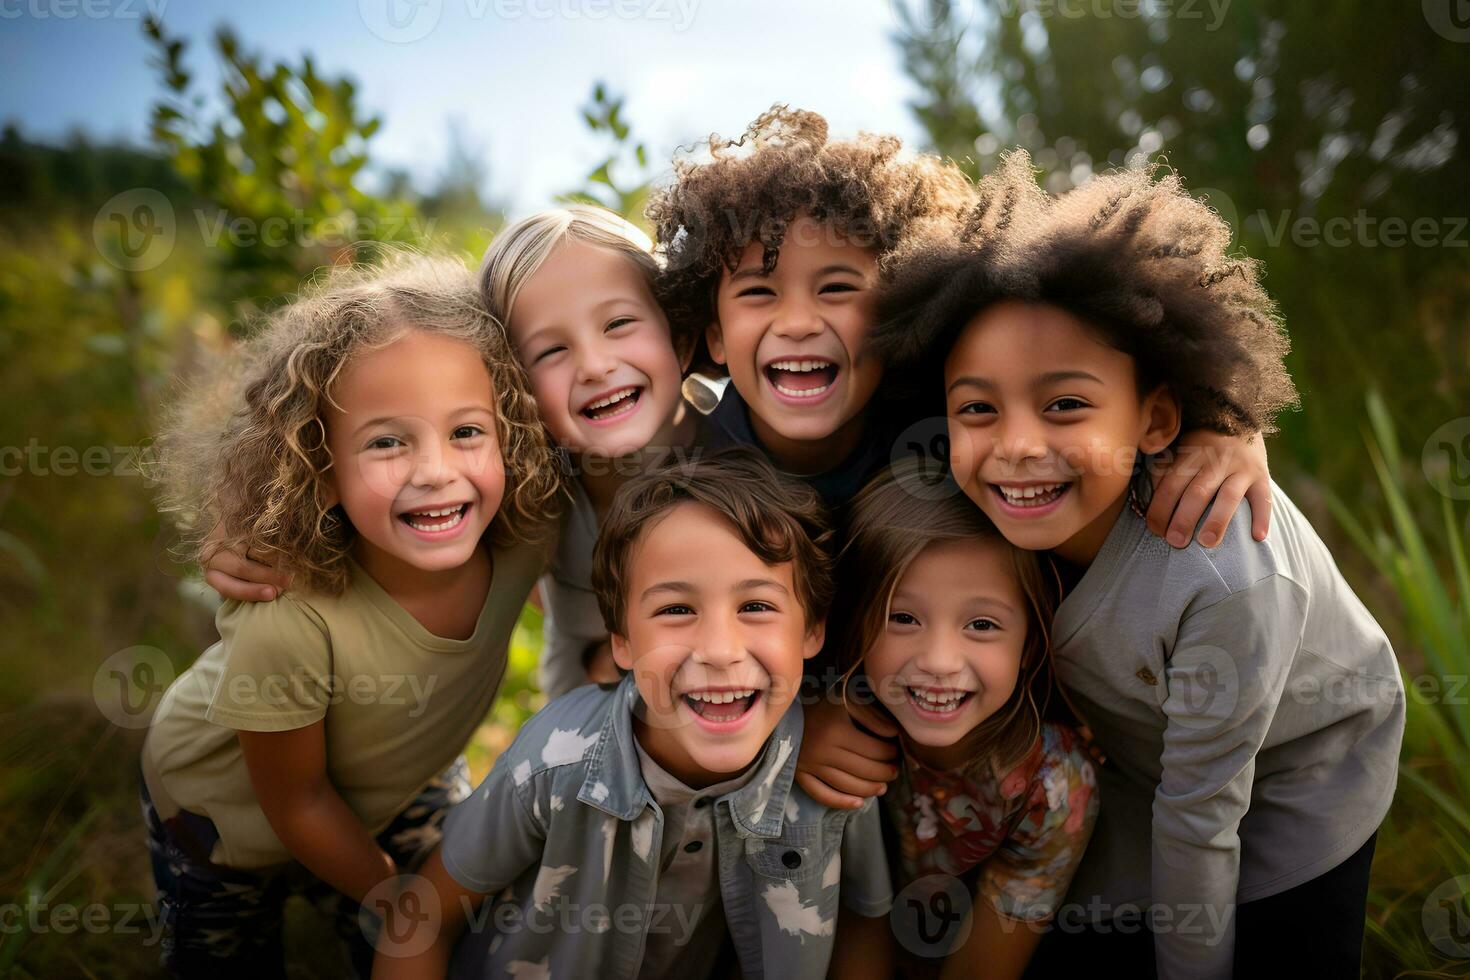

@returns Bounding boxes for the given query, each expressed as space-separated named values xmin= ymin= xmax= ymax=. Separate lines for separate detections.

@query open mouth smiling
xmin=680 ymin=687 xmax=763 ymax=728
xmin=905 ymin=686 xmax=974 ymax=718
xmin=580 ymin=385 xmax=643 ymax=423
xmin=398 ymin=502 xmax=470 ymax=533
xmin=763 ymin=358 xmax=838 ymax=400
xmin=989 ymin=481 xmax=1073 ymax=512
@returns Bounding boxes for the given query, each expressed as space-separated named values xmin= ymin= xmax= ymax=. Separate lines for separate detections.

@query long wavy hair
xmin=155 ymin=249 xmax=563 ymax=595
xmin=833 ymin=462 xmax=1059 ymax=775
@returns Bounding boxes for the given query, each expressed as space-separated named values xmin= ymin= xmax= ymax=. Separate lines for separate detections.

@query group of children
xmin=140 ymin=107 xmax=1405 ymax=979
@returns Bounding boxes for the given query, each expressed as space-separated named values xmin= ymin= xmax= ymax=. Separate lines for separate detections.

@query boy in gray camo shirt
xmin=373 ymin=449 xmax=893 ymax=980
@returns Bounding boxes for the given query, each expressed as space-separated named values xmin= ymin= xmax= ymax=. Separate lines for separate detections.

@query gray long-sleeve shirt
xmin=1050 ymin=482 xmax=1404 ymax=979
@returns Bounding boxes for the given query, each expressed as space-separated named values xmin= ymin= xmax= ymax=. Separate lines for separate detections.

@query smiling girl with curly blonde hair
xmin=141 ymin=249 xmax=562 ymax=979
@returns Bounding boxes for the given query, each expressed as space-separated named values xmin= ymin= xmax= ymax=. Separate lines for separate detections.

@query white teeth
xmin=909 ymin=688 xmax=969 ymax=712
xmin=686 ymin=689 xmax=756 ymax=704
xmin=586 ymin=387 xmax=637 ymax=411
xmin=404 ymin=506 xmax=465 ymax=532
xmin=768 ymin=359 xmax=832 ymax=373
xmin=997 ymin=483 xmax=1067 ymax=507
xmin=772 ymin=382 xmax=831 ymax=398
xmin=409 ymin=506 xmax=460 ymax=518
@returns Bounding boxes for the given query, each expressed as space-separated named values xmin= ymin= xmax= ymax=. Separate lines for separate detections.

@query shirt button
xmin=693 ymin=797 xmax=710 ymax=808
xmin=781 ymin=850 xmax=802 ymax=869
xmin=684 ymin=840 xmax=703 ymax=853
xmin=1136 ymin=668 xmax=1158 ymax=686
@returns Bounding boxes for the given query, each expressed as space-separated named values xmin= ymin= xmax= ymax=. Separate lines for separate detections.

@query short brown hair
xmin=832 ymin=462 xmax=1058 ymax=775
xmin=875 ymin=150 xmax=1299 ymax=436
xmin=646 ymin=106 xmax=977 ymax=375
xmin=591 ymin=447 xmax=834 ymax=637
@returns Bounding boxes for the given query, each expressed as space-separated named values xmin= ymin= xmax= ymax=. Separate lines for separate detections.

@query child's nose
xmin=575 ymin=343 xmax=619 ymax=384
xmin=991 ymin=416 xmax=1050 ymax=467
xmin=770 ymin=297 xmax=823 ymax=340
xmin=692 ymin=613 xmax=745 ymax=666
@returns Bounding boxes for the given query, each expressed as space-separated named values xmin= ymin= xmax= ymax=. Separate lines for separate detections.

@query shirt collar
xmin=578 ymin=674 xmax=805 ymax=838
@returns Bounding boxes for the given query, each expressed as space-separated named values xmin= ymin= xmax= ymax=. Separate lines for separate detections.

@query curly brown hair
xmin=591 ymin=447 xmax=834 ymax=637
xmin=875 ymin=150 xmax=1299 ymax=436
xmin=155 ymin=248 xmax=563 ymax=595
xmin=830 ymin=462 xmax=1059 ymax=776
xmin=646 ymin=106 xmax=977 ymax=375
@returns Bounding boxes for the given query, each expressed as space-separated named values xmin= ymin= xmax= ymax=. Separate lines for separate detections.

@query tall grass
xmin=1328 ymin=391 xmax=1470 ymax=976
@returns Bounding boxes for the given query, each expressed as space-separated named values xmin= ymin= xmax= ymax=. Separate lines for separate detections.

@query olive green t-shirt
xmin=141 ymin=542 xmax=543 ymax=869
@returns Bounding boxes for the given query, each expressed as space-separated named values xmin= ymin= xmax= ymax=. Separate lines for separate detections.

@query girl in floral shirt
xmin=833 ymin=463 xmax=1099 ymax=979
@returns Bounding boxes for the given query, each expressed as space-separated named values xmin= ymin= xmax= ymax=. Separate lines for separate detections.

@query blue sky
xmin=0 ymin=0 xmax=934 ymax=215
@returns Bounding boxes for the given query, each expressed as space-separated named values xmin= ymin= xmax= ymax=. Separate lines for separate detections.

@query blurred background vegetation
xmin=0 ymin=2 xmax=1466 ymax=976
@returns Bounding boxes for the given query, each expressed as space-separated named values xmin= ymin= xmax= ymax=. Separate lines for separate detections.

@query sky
xmin=0 ymin=0 xmax=936 ymax=216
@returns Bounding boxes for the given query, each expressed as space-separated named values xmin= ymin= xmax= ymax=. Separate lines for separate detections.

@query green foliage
xmin=896 ymin=0 xmax=1470 ymax=509
xmin=144 ymin=16 xmax=425 ymax=307
xmin=1327 ymin=392 xmax=1470 ymax=974
xmin=559 ymin=82 xmax=655 ymax=230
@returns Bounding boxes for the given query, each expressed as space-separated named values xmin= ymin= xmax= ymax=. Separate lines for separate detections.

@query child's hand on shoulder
xmin=796 ymin=693 xmax=900 ymax=810
xmin=202 ymin=522 xmax=292 ymax=602
xmin=1148 ymin=430 xmax=1272 ymax=549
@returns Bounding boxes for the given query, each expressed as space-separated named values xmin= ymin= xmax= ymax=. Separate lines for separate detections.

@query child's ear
xmin=802 ymin=617 xmax=827 ymax=661
xmin=1139 ymin=384 xmax=1183 ymax=454
xmin=611 ymin=632 xmax=634 ymax=671
xmin=704 ymin=321 xmax=728 ymax=366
